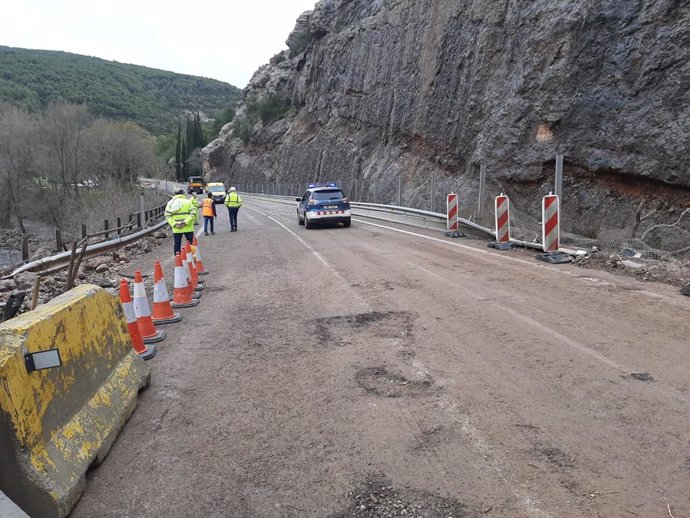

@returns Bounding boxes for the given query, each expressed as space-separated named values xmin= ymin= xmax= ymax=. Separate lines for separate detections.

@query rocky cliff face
xmin=203 ymin=0 xmax=690 ymax=242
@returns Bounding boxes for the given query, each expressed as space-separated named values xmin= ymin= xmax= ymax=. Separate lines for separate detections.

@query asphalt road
xmin=72 ymin=196 xmax=690 ymax=518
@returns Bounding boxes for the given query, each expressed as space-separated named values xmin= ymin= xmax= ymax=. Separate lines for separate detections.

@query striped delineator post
xmin=542 ymin=193 xmax=560 ymax=252
xmin=495 ymin=194 xmax=511 ymax=243
xmin=151 ymin=260 xmax=182 ymax=324
xmin=132 ymin=270 xmax=165 ymax=344
xmin=171 ymin=253 xmax=200 ymax=308
xmin=119 ymin=279 xmax=155 ymax=359
xmin=447 ymin=193 xmax=458 ymax=231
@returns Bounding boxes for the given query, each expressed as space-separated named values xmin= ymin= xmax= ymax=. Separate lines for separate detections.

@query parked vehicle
xmin=187 ymin=176 xmax=205 ymax=194
xmin=296 ymin=184 xmax=351 ymax=229
xmin=206 ymin=182 xmax=226 ymax=204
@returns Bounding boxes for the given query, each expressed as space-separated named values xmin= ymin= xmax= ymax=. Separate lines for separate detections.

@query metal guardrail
xmin=247 ymin=193 xmax=585 ymax=256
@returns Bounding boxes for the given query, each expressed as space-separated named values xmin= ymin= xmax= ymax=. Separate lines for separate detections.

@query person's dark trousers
xmin=173 ymin=231 xmax=195 ymax=255
xmin=203 ymin=216 xmax=214 ymax=234
xmin=227 ymin=207 xmax=239 ymax=231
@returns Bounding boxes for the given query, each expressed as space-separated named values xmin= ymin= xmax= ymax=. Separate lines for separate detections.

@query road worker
xmin=224 ymin=187 xmax=242 ymax=232
xmin=202 ymin=192 xmax=217 ymax=236
xmin=189 ymin=194 xmax=200 ymax=225
xmin=165 ymin=188 xmax=196 ymax=254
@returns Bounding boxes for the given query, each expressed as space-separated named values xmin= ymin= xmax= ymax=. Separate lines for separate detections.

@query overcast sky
xmin=3 ymin=0 xmax=319 ymax=87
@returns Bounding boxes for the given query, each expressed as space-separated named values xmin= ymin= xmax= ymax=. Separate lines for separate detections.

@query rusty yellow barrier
xmin=0 ymin=284 xmax=151 ymax=518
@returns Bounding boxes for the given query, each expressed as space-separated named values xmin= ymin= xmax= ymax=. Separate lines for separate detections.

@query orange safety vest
xmin=202 ymin=198 xmax=215 ymax=217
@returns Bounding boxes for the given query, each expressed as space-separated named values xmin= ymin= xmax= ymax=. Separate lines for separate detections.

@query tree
xmin=0 ymin=104 xmax=36 ymax=232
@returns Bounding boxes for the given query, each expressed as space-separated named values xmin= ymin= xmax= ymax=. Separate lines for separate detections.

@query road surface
xmin=72 ymin=197 xmax=690 ymax=518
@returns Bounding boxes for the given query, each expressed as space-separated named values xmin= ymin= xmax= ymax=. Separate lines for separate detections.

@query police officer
xmin=165 ymin=188 xmax=196 ymax=254
xmin=224 ymin=187 xmax=242 ymax=232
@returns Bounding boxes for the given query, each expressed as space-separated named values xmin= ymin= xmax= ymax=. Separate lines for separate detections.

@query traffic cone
xmin=171 ymin=253 xmax=199 ymax=308
xmin=193 ymin=236 xmax=208 ymax=275
xmin=180 ymin=247 xmax=201 ymax=299
xmin=185 ymin=243 xmax=204 ymax=291
xmin=152 ymin=260 xmax=182 ymax=325
xmin=132 ymin=270 xmax=165 ymax=344
xmin=119 ymin=279 xmax=155 ymax=360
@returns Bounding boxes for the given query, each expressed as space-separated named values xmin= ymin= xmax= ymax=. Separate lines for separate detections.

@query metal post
xmin=555 ymin=154 xmax=564 ymax=199
xmin=478 ymin=164 xmax=487 ymax=218
xmin=431 ymin=172 xmax=437 ymax=212
xmin=116 ymin=217 xmax=122 ymax=236
xmin=55 ymin=229 xmax=62 ymax=252
xmin=81 ymin=224 xmax=87 ymax=239
xmin=140 ymin=192 xmax=146 ymax=227
xmin=22 ymin=235 xmax=29 ymax=262
xmin=373 ymin=179 xmax=377 ymax=204
xmin=104 ymin=220 xmax=110 ymax=240
xmin=398 ymin=177 xmax=403 ymax=207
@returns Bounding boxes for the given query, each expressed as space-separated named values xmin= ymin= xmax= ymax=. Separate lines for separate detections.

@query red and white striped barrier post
xmin=495 ymin=194 xmax=510 ymax=243
xmin=447 ymin=193 xmax=458 ymax=231
xmin=542 ymin=193 xmax=560 ymax=252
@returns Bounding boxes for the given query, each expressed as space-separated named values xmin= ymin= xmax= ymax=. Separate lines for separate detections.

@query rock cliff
xmin=203 ymin=0 xmax=690 ymax=242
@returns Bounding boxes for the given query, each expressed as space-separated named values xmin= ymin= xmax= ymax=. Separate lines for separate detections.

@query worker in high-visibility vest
xmin=189 ymin=194 xmax=200 ymax=225
xmin=224 ymin=187 xmax=243 ymax=232
xmin=201 ymin=192 xmax=217 ymax=236
xmin=165 ymin=188 xmax=196 ymax=254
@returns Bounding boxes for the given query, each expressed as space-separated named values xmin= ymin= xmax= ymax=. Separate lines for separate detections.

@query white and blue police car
xmin=296 ymin=183 xmax=351 ymax=228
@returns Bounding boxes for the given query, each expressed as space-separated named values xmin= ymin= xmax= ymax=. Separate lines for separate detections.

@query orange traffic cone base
xmin=142 ymin=329 xmax=166 ymax=344
xmin=153 ymin=312 xmax=182 ymax=325
xmin=139 ymin=343 xmax=157 ymax=360
xmin=171 ymin=298 xmax=200 ymax=309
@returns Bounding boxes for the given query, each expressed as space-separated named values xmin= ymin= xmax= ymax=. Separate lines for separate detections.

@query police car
xmin=296 ymin=183 xmax=351 ymax=228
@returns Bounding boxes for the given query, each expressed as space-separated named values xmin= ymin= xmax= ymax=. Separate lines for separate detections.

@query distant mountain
xmin=0 ymin=46 xmax=242 ymax=134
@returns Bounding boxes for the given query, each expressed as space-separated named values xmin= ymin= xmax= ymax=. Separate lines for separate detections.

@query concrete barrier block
xmin=0 ymin=284 xmax=151 ymax=518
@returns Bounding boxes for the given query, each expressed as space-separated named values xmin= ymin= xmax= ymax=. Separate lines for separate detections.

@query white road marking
xmin=247 ymin=207 xmax=371 ymax=312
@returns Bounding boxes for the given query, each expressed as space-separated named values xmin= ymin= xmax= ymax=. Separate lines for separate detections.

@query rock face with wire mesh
xmin=203 ymin=0 xmax=690 ymax=259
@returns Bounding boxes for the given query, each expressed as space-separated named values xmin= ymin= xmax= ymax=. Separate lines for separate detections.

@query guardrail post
xmin=478 ymin=164 xmax=486 ymax=218
xmin=81 ymin=224 xmax=87 ymax=239
xmin=431 ymin=172 xmax=437 ymax=213
xmin=22 ymin=235 xmax=29 ymax=262
xmin=55 ymin=229 xmax=62 ymax=252
xmin=136 ymin=212 xmax=141 ymax=228
xmin=116 ymin=217 xmax=122 ymax=236
xmin=104 ymin=220 xmax=110 ymax=240
xmin=128 ymin=214 xmax=133 ymax=229
xmin=555 ymin=154 xmax=564 ymax=200
xmin=398 ymin=177 xmax=403 ymax=206
xmin=373 ymin=179 xmax=377 ymax=204
xmin=139 ymin=192 xmax=146 ymax=227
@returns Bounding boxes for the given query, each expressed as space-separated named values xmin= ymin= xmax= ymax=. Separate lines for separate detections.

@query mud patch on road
xmin=413 ymin=424 xmax=461 ymax=452
xmin=532 ymin=445 xmax=574 ymax=469
xmin=312 ymin=311 xmax=416 ymax=348
xmin=628 ymin=372 xmax=654 ymax=382
xmin=329 ymin=476 xmax=469 ymax=518
xmin=356 ymin=367 xmax=433 ymax=398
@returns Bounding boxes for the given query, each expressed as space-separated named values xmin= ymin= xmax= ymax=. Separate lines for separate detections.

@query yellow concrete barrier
xmin=0 ymin=284 xmax=151 ymax=518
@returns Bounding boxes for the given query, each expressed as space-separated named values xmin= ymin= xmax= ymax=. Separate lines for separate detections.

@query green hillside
xmin=0 ymin=46 xmax=242 ymax=134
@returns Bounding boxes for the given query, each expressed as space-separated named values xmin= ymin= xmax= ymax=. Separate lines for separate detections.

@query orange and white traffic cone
xmin=180 ymin=247 xmax=201 ymax=298
xmin=171 ymin=253 xmax=200 ymax=308
xmin=185 ymin=243 xmax=204 ymax=291
xmin=132 ymin=270 xmax=165 ymax=344
xmin=119 ymin=279 xmax=155 ymax=360
xmin=152 ymin=260 xmax=182 ymax=325
xmin=193 ymin=236 xmax=208 ymax=275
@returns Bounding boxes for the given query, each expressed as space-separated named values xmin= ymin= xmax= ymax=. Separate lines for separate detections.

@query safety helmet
xmin=174 ymin=187 xmax=185 ymax=194
xmin=229 ymin=187 xmax=236 ymax=191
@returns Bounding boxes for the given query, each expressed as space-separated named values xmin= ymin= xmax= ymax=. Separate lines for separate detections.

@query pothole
xmin=355 ymin=367 xmax=433 ymax=398
xmin=532 ymin=446 xmax=574 ymax=468
xmin=312 ymin=311 xmax=416 ymax=348
xmin=329 ymin=476 xmax=469 ymax=518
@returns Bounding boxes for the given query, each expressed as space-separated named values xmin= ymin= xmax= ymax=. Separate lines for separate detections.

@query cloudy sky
xmin=3 ymin=0 xmax=319 ymax=87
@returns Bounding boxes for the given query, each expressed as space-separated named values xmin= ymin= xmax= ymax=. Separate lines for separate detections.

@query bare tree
xmin=37 ymin=104 xmax=91 ymax=204
xmin=0 ymin=104 xmax=36 ymax=232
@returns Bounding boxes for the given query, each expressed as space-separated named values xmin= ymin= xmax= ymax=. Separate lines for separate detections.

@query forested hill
xmin=0 ymin=46 xmax=242 ymax=134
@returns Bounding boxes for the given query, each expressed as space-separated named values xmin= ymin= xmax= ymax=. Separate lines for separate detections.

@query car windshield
xmin=208 ymin=186 xmax=225 ymax=192
xmin=189 ymin=177 xmax=203 ymax=183
xmin=312 ymin=189 xmax=345 ymax=201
